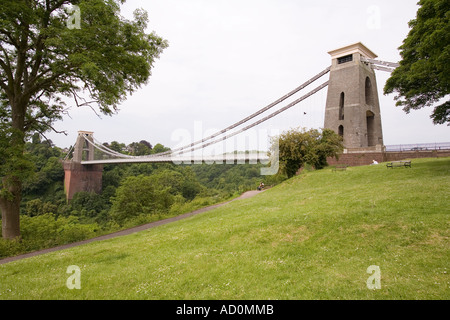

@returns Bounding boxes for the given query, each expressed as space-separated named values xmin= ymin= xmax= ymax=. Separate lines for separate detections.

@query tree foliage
xmin=128 ymin=140 xmax=152 ymax=156
xmin=274 ymin=128 xmax=343 ymax=178
xmin=0 ymin=0 xmax=168 ymax=239
xmin=110 ymin=175 xmax=174 ymax=225
xmin=384 ymin=0 xmax=450 ymax=124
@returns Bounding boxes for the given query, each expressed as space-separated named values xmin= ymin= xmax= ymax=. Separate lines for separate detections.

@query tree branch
xmin=70 ymin=88 xmax=102 ymax=118
xmin=28 ymin=0 xmax=55 ymax=86
xmin=25 ymin=72 xmax=62 ymax=98
xmin=0 ymin=80 xmax=8 ymax=93
xmin=0 ymin=29 xmax=18 ymax=48
xmin=37 ymin=119 xmax=68 ymax=136
xmin=13 ymin=24 xmax=30 ymax=99
xmin=0 ymin=46 xmax=14 ymax=95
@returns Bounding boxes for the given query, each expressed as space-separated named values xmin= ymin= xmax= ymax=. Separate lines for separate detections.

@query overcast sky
xmin=48 ymin=0 xmax=449 ymax=152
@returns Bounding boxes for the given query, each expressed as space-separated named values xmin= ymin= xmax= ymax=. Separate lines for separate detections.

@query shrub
xmin=24 ymin=199 xmax=58 ymax=217
xmin=20 ymin=214 xmax=98 ymax=248
xmin=273 ymin=128 xmax=344 ymax=177
xmin=0 ymin=213 xmax=100 ymax=258
xmin=0 ymin=237 xmax=27 ymax=259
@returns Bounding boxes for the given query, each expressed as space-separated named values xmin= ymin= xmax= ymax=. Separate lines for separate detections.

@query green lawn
xmin=0 ymin=158 xmax=449 ymax=299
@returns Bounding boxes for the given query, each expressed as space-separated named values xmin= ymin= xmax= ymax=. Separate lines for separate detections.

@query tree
xmin=110 ymin=175 xmax=173 ymax=225
xmin=151 ymin=168 xmax=204 ymax=200
xmin=152 ymin=143 xmax=171 ymax=154
xmin=128 ymin=140 xmax=152 ymax=156
xmin=107 ymin=141 xmax=127 ymax=154
xmin=0 ymin=0 xmax=168 ymax=239
xmin=384 ymin=0 xmax=450 ymax=125
xmin=274 ymin=128 xmax=343 ymax=178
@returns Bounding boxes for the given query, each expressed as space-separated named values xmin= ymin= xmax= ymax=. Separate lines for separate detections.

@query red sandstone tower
xmin=64 ymin=131 xmax=103 ymax=202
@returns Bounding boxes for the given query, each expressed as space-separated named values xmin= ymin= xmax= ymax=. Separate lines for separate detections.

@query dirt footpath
xmin=0 ymin=189 xmax=266 ymax=265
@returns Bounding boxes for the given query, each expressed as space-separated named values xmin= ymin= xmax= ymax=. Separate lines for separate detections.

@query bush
xmin=57 ymin=221 xmax=98 ymax=243
xmin=70 ymin=191 xmax=107 ymax=221
xmin=22 ymin=213 xmax=97 ymax=240
xmin=0 ymin=237 xmax=27 ymax=259
xmin=274 ymin=128 xmax=344 ymax=178
xmin=0 ymin=214 xmax=99 ymax=258
xmin=24 ymin=198 xmax=58 ymax=217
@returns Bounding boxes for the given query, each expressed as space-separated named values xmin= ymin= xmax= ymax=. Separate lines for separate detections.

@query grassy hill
xmin=0 ymin=158 xmax=449 ymax=300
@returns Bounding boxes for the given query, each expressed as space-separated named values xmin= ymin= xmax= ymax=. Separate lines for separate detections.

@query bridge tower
xmin=324 ymin=42 xmax=384 ymax=151
xmin=63 ymin=131 xmax=103 ymax=202
xmin=72 ymin=131 xmax=95 ymax=162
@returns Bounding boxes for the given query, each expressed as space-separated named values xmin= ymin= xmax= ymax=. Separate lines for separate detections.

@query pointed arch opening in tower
xmin=338 ymin=125 xmax=344 ymax=138
xmin=339 ymin=92 xmax=345 ymax=120
xmin=366 ymin=110 xmax=376 ymax=147
xmin=365 ymin=77 xmax=374 ymax=106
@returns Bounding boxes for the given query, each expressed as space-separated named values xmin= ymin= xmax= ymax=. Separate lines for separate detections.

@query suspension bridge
xmin=68 ymin=67 xmax=332 ymax=165
xmin=63 ymin=42 xmax=399 ymax=200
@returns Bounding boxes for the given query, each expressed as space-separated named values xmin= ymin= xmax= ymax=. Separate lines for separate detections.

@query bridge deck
xmin=80 ymin=154 xmax=270 ymax=165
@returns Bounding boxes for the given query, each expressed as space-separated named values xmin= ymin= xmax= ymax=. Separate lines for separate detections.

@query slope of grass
xmin=0 ymin=158 xmax=449 ymax=300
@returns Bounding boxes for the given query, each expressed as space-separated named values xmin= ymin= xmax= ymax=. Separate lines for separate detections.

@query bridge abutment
xmin=64 ymin=131 xmax=103 ymax=202
xmin=64 ymin=161 xmax=103 ymax=202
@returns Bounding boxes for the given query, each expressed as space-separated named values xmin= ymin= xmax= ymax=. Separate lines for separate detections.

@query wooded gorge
xmin=0 ymin=135 xmax=283 ymax=258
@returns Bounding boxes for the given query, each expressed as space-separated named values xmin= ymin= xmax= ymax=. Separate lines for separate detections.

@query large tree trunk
xmin=0 ymin=176 xmax=22 ymax=239
xmin=0 ymin=99 xmax=27 ymax=240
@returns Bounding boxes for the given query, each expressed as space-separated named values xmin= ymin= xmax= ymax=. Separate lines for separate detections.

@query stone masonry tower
xmin=324 ymin=42 xmax=384 ymax=150
xmin=64 ymin=131 xmax=103 ymax=202
xmin=72 ymin=131 xmax=95 ymax=162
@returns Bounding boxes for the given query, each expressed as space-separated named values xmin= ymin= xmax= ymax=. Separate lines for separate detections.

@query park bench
xmin=386 ymin=160 xmax=411 ymax=168
xmin=333 ymin=164 xmax=348 ymax=171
